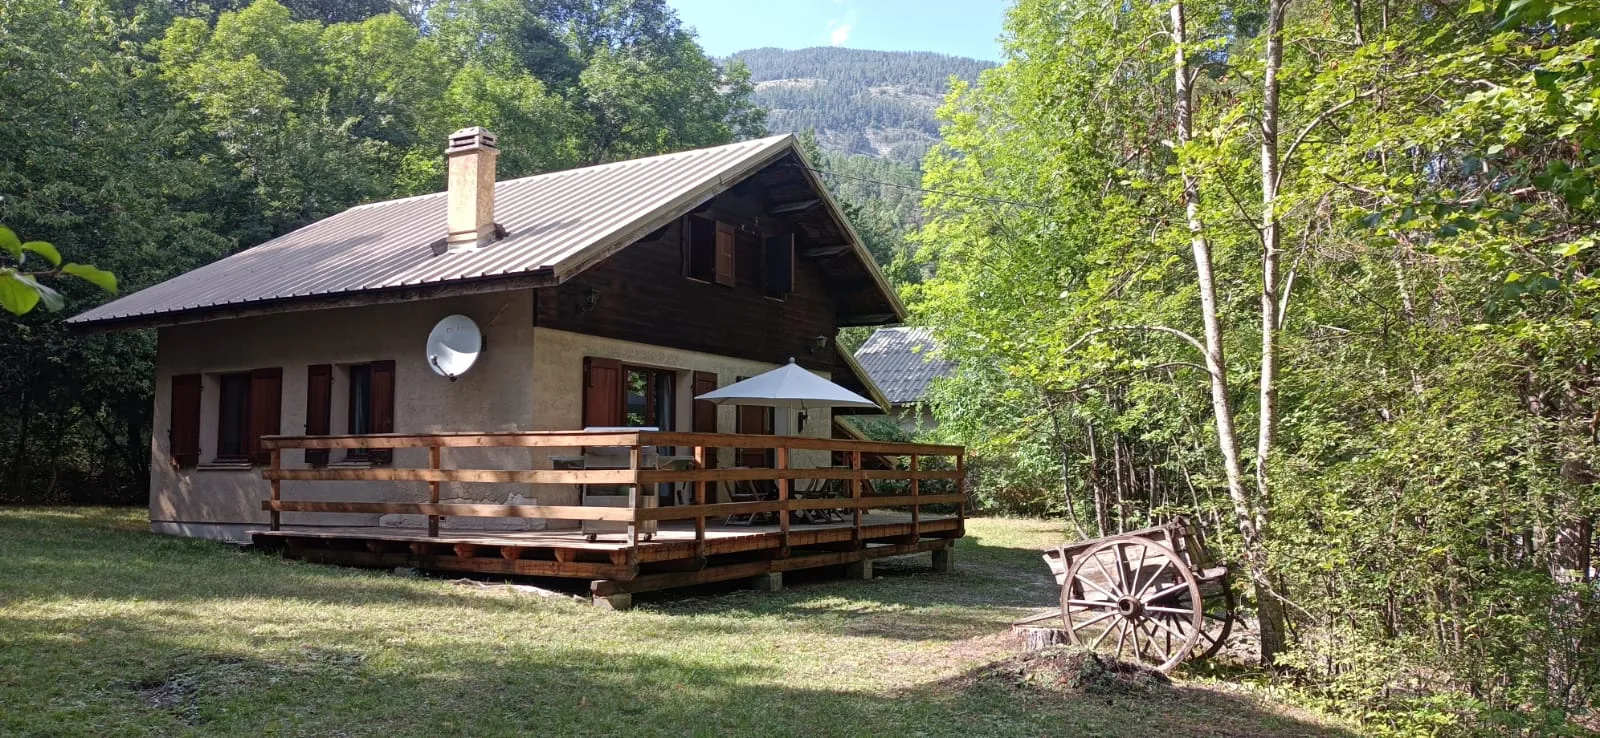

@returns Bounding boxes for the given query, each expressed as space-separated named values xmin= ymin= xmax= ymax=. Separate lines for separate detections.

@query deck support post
xmin=955 ymin=452 xmax=966 ymax=538
xmin=845 ymin=558 xmax=873 ymax=580
xmin=910 ymin=453 xmax=920 ymax=542
xmin=850 ymin=450 xmax=863 ymax=548
xmin=749 ymin=571 xmax=783 ymax=592
xmin=776 ymin=446 xmax=791 ymax=557
xmin=626 ymin=445 xmax=641 ymax=569
xmin=693 ymin=445 xmax=707 ymax=560
xmin=269 ymin=448 xmax=282 ymax=531
xmin=932 ymin=547 xmax=954 ymax=573
xmin=427 ymin=445 xmax=442 ymax=537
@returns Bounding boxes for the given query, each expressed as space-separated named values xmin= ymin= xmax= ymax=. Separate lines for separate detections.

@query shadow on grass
xmin=0 ymin=612 xmax=1352 ymax=738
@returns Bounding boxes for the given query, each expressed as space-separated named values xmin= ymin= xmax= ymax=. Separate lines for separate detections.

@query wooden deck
xmin=251 ymin=430 xmax=966 ymax=608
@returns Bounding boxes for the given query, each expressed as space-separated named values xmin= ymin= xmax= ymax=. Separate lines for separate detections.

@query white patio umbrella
xmin=694 ymin=358 xmax=881 ymax=410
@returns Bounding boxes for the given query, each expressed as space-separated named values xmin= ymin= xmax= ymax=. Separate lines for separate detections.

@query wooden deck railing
xmin=259 ymin=430 xmax=965 ymax=557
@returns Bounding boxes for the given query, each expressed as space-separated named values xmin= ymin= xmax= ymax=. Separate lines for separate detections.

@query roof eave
xmin=791 ymin=156 xmax=909 ymax=325
xmin=66 ymin=268 xmax=558 ymax=332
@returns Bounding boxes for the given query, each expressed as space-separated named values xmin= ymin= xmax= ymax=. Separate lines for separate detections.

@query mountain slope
xmin=731 ymin=47 xmax=993 ymax=162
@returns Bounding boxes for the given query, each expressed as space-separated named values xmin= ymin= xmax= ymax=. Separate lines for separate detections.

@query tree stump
xmin=1014 ymin=625 xmax=1071 ymax=652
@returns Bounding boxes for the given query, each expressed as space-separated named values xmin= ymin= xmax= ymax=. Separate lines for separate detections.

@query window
xmin=763 ymin=233 xmax=795 ymax=298
xmin=624 ymin=366 xmax=676 ymax=429
xmin=682 ymin=216 xmax=736 ymax=286
xmin=735 ymin=375 xmax=775 ymax=468
xmin=209 ymin=368 xmax=281 ymax=464
xmin=584 ymin=357 xmax=678 ymax=430
xmin=344 ymin=360 xmax=395 ymax=463
xmin=216 ymin=373 xmax=252 ymax=461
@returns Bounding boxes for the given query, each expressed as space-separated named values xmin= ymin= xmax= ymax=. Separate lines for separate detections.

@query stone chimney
xmin=445 ymin=127 xmax=499 ymax=253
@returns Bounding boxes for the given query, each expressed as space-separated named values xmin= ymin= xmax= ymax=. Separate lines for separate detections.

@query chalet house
xmin=69 ymin=130 xmax=904 ymax=543
xmin=852 ymin=327 xmax=954 ymax=432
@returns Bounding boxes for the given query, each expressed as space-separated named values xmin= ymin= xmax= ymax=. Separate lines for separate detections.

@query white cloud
xmin=825 ymin=8 xmax=858 ymax=47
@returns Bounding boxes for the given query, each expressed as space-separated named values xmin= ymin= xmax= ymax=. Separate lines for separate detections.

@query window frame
xmin=214 ymin=372 xmax=253 ymax=463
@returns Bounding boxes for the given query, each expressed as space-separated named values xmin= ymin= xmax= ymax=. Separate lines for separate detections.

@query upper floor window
xmin=683 ymin=215 xmax=735 ymax=286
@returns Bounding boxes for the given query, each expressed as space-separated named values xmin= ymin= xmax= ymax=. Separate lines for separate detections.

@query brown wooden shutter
xmin=691 ymin=371 xmax=719 ymax=468
xmin=692 ymin=372 xmax=719 ymax=433
xmin=734 ymin=377 xmax=775 ymax=467
xmin=583 ymin=357 xmax=624 ymax=427
xmin=714 ymin=221 xmax=736 ymax=286
xmin=169 ymin=374 xmax=202 ymax=469
xmin=370 ymin=360 xmax=395 ymax=464
xmin=763 ymin=233 xmax=794 ymax=297
xmin=248 ymin=367 xmax=283 ymax=465
xmin=305 ymin=364 xmax=332 ymax=465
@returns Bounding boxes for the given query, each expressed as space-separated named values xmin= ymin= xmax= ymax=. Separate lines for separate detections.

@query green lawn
xmin=0 ymin=508 xmax=1348 ymax=737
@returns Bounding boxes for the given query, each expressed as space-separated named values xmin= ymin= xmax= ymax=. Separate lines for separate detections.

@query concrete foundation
xmin=593 ymin=592 xmax=633 ymax=611
xmin=749 ymin=571 xmax=784 ymax=592
xmin=845 ymin=559 xmax=873 ymax=580
xmin=932 ymin=547 xmax=954 ymax=573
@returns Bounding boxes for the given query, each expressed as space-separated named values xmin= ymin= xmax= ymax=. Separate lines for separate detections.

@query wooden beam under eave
xmin=837 ymin=313 xmax=901 ymax=327
xmin=770 ymin=199 xmax=821 ymax=215
xmin=799 ymin=244 xmax=852 ymax=258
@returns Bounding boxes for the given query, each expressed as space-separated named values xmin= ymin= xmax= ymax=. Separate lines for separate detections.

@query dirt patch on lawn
xmin=960 ymin=645 xmax=1172 ymax=697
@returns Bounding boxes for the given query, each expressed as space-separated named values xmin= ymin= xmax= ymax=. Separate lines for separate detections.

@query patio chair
xmin=725 ymin=478 xmax=770 ymax=526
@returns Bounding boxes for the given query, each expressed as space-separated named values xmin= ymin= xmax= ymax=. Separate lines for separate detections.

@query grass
xmin=0 ymin=508 xmax=1351 ymax=737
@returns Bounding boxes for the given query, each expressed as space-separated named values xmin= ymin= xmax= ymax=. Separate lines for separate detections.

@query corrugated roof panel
xmin=853 ymin=327 xmax=955 ymax=406
xmin=68 ymin=135 xmax=795 ymax=325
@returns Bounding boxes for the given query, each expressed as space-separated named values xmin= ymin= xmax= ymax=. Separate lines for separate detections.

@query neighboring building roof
xmin=852 ymin=327 xmax=954 ymax=406
xmin=69 ymin=134 xmax=905 ymax=329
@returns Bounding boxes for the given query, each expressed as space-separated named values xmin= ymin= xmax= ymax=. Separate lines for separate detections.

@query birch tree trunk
xmin=1252 ymin=0 xmax=1291 ymax=665
xmin=1172 ymin=0 xmax=1286 ymax=666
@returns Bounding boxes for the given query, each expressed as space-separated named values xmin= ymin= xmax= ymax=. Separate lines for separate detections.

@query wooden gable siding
xmin=536 ymin=191 xmax=838 ymax=372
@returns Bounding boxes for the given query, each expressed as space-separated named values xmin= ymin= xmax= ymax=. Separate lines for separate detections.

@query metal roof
xmin=852 ymin=327 xmax=954 ymax=406
xmin=70 ymin=134 xmax=903 ymax=327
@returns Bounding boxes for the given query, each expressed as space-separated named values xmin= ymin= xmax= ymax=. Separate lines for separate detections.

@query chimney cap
xmin=447 ymin=126 xmax=499 ymax=155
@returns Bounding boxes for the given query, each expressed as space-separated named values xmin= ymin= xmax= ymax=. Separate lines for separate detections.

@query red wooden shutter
xmin=305 ymin=364 xmax=332 ymax=465
xmin=714 ymin=221 xmax=736 ymax=286
xmin=169 ymin=374 xmax=202 ymax=469
xmin=583 ymin=357 xmax=624 ymax=427
xmin=370 ymin=360 xmax=395 ymax=463
xmin=248 ymin=367 xmax=283 ymax=465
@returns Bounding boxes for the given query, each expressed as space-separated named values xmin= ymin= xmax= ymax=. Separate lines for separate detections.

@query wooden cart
xmin=1024 ymin=518 xmax=1235 ymax=673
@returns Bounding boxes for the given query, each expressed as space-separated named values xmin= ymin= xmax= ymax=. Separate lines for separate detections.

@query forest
xmin=913 ymin=0 xmax=1599 ymax=731
xmin=0 ymin=0 xmax=761 ymax=504
xmin=734 ymin=46 xmax=991 ymax=162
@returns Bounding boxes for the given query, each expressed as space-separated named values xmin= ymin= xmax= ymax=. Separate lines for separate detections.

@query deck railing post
xmin=428 ymin=444 xmax=441 ymax=537
xmin=776 ymin=444 xmax=790 ymax=556
xmin=626 ymin=444 xmax=641 ymax=568
xmin=955 ymin=452 xmax=966 ymax=537
xmin=269 ymin=447 xmax=281 ymax=531
xmin=910 ymin=453 xmax=920 ymax=541
xmin=850 ymin=449 xmax=862 ymax=548
xmin=693 ymin=444 xmax=707 ymax=560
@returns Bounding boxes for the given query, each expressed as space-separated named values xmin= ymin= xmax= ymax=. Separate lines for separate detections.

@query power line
xmin=803 ymin=165 xmax=1050 ymax=210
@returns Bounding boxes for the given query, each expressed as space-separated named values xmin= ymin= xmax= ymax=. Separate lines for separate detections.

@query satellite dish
xmin=426 ymin=314 xmax=482 ymax=381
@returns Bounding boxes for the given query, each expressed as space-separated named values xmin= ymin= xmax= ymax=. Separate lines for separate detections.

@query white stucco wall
xmin=147 ymin=299 xmax=836 ymax=541
xmin=150 ymin=290 xmax=537 ymax=540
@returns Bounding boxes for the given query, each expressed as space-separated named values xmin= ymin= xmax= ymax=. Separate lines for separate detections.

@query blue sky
xmin=666 ymin=0 xmax=1008 ymax=61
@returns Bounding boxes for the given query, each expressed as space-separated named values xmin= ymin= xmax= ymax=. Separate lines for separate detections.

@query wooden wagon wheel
xmin=1059 ymin=535 xmax=1203 ymax=673
xmin=1191 ymin=576 xmax=1235 ymax=661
